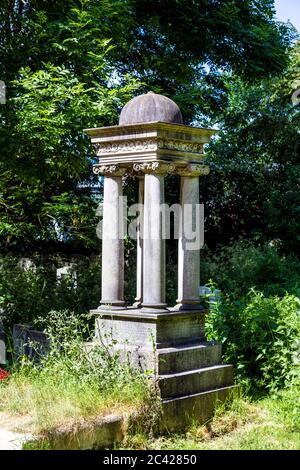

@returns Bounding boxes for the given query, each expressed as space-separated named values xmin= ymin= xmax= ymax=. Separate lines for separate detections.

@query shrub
xmin=206 ymin=289 xmax=300 ymax=393
xmin=0 ymin=254 xmax=137 ymax=330
xmin=201 ymin=240 xmax=300 ymax=298
xmin=0 ymin=255 xmax=101 ymax=329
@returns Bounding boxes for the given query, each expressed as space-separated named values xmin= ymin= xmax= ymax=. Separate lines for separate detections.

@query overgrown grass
xmin=121 ymin=385 xmax=300 ymax=450
xmin=0 ymin=311 xmax=149 ymax=434
xmin=0 ymin=360 xmax=147 ymax=434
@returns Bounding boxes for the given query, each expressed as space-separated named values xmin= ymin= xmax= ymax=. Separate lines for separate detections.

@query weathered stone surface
xmin=142 ymin=173 xmax=167 ymax=310
xmin=85 ymin=121 xmax=215 ymax=166
xmin=13 ymin=325 xmax=49 ymax=361
xmin=161 ymin=385 xmax=240 ymax=432
xmin=100 ymin=174 xmax=125 ymax=308
xmin=176 ymin=175 xmax=202 ymax=310
xmin=84 ymin=340 xmax=157 ymax=372
xmin=85 ymin=91 xmax=237 ymax=433
xmin=56 ymin=264 xmax=77 ymax=286
xmin=0 ymin=414 xmax=124 ymax=450
xmin=133 ymin=177 xmax=144 ymax=308
xmin=119 ymin=92 xmax=183 ymax=126
xmin=158 ymin=364 xmax=234 ymax=399
xmin=93 ymin=308 xmax=206 ymax=352
xmin=157 ymin=341 xmax=222 ymax=374
xmin=44 ymin=414 xmax=124 ymax=450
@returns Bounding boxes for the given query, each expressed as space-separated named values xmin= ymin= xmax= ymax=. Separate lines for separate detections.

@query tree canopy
xmin=204 ymin=43 xmax=300 ymax=253
xmin=0 ymin=0 xmax=297 ymax=254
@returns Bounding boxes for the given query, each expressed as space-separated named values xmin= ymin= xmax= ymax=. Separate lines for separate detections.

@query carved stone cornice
xmin=132 ymin=162 xmax=176 ymax=175
xmin=93 ymin=165 xmax=126 ymax=177
xmin=176 ymin=164 xmax=210 ymax=177
xmin=93 ymin=138 xmax=204 ymax=157
xmin=85 ymin=121 xmax=215 ymax=166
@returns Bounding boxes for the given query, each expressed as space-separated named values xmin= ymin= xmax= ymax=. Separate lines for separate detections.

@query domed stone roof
xmin=119 ymin=91 xmax=183 ymax=125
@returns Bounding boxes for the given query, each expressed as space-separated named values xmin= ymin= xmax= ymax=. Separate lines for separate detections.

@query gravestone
xmin=13 ymin=325 xmax=49 ymax=362
xmin=18 ymin=258 xmax=36 ymax=272
xmin=56 ymin=264 xmax=77 ymax=288
xmin=199 ymin=285 xmax=221 ymax=309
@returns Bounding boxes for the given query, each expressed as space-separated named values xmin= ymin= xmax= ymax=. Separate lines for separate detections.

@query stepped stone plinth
xmin=85 ymin=92 xmax=238 ymax=431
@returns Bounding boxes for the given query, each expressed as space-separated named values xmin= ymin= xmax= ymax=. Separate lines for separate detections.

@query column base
xmin=174 ymin=301 xmax=205 ymax=311
xmin=92 ymin=306 xmax=207 ymax=365
xmin=141 ymin=303 xmax=168 ymax=313
xmin=99 ymin=301 xmax=126 ymax=309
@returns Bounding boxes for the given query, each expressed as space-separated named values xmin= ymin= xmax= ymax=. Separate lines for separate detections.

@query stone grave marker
xmin=13 ymin=324 xmax=49 ymax=362
xmin=84 ymin=91 xmax=238 ymax=431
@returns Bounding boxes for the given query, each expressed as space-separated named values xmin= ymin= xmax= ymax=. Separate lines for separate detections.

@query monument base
xmin=90 ymin=307 xmax=237 ymax=431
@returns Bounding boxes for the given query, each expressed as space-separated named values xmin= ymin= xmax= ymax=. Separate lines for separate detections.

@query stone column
xmin=176 ymin=164 xmax=209 ymax=310
xmin=133 ymin=176 xmax=144 ymax=307
xmin=98 ymin=165 xmax=126 ymax=308
xmin=139 ymin=163 xmax=172 ymax=311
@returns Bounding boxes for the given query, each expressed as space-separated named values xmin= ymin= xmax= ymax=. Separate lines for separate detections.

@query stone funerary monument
xmin=85 ymin=92 xmax=237 ymax=430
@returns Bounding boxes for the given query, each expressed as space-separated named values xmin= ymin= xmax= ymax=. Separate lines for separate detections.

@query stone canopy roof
xmin=119 ymin=91 xmax=183 ymax=125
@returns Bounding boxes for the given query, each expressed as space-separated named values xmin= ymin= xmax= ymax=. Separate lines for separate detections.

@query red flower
xmin=0 ymin=368 xmax=10 ymax=381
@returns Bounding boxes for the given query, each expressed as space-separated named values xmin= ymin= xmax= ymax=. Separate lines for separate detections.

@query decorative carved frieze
xmin=176 ymin=164 xmax=210 ymax=177
xmin=158 ymin=139 xmax=203 ymax=154
xmin=93 ymin=139 xmax=157 ymax=155
xmin=92 ymin=162 xmax=209 ymax=177
xmin=132 ymin=162 xmax=176 ymax=175
xmin=93 ymin=165 xmax=126 ymax=177
xmin=93 ymin=139 xmax=204 ymax=156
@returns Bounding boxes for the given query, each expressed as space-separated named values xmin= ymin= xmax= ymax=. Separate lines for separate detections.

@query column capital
xmin=176 ymin=164 xmax=210 ymax=177
xmin=132 ymin=161 xmax=175 ymax=175
xmin=93 ymin=164 xmax=126 ymax=177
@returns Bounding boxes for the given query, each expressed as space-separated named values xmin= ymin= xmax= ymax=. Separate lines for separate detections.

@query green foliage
xmin=266 ymin=383 xmax=300 ymax=432
xmin=130 ymin=0 xmax=293 ymax=116
xmin=202 ymin=241 xmax=300 ymax=393
xmin=0 ymin=255 xmax=101 ymax=328
xmin=203 ymin=43 xmax=300 ymax=252
xmin=0 ymin=253 xmax=139 ymax=329
xmin=0 ymin=60 xmax=138 ymax=251
xmin=0 ymin=1 xmax=140 ymax=252
xmin=201 ymin=240 xmax=300 ymax=298
xmin=206 ymin=289 xmax=300 ymax=393
xmin=35 ymin=310 xmax=145 ymax=394
xmin=0 ymin=0 xmax=295 ymax=254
